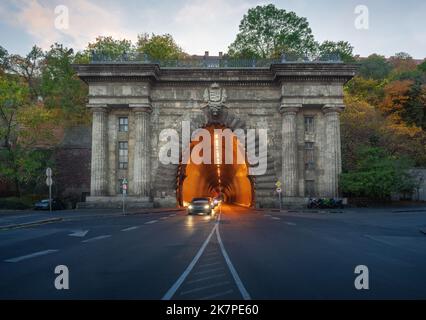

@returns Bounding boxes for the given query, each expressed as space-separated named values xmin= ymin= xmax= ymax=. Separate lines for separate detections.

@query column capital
xmin=279 ymin=104 xmax=301 ymax=115
xmin=322 ymin=104 xmax=344 ymax=115
xmin=87 ymin=104 xmax=108 ymax=113
xmin=130 ymin=103 xmax=152 ymax=114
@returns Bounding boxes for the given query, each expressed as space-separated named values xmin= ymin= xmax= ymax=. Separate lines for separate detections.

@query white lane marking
xmin=160 ymin=217 xmax=168 ymax=220
xmin=121 ymin=226 xmax=140 ymax=232
xmin=162 ymin=223 xmax=218 ymax=300
xmin=271 ymin=217 xmax=281 ymax=220
xmin=264 ymin=214 xmax=271 ymax=217
xmin=216 ymin=213 xmax=251 ymax=300
xmin=169 ymin=214 xmax=176 ymax=217
xmin=82 ymin=235 xmax=111 ymax=243
xmin=5 ymin=249 xmax=58 ymax=263
xmin=199 ymin=289 xmax=234 ymax=300
xmin=285 ymin=222 xmax=296 ymax=226
xmin=145 ymin=220 xmax=158 ymax=225
xmin=69 ymin=230 xmax=89 ymax=237
xmin=179 ymin=281 xmax=231 ymax=296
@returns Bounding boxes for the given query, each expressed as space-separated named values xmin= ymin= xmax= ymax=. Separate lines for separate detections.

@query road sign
xmin=275 ymin=181 xmax=281 ymax=188
xmin=46 ymin=167 xmax=52 ymax=177
xmin=276 ymin=188 xmax=282 ymax=193
xmin=46 ymin=177 xmax=53 ymax=187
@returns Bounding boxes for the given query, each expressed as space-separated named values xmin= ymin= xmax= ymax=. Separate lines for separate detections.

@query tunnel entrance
xmin=177 ymin=125 xmax=254 ymax=207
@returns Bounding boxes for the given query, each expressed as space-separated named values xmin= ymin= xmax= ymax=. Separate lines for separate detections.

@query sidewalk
xmin=0 ymin=207 xmax=184 ymax=230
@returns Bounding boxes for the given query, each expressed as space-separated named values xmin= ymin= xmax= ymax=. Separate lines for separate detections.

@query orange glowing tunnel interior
xmin=177 ymin=126 xmax=253 ymax=207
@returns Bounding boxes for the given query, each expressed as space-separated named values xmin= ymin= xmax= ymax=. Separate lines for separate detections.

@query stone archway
xmin=153 ymin=106 xmax=277 ymax=208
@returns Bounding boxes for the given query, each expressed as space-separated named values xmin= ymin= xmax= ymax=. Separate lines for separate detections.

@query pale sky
xmin=0 ymin=0 xmax=425 ymax=58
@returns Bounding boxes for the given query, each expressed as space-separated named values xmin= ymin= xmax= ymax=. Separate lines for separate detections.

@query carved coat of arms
xmin=203 ymin=83 xmax=227 ymax=116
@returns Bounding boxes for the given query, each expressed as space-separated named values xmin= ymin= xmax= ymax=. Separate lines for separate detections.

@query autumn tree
xmin=389 ymin=52 xmax=417 ymax=74
xmin=5 ymin=46 xmax=44 ymax=101
xmin=381 ymin=80 xmax=426 ymax=130
xmin=0 ymin=73 xmax=58 ymax=196
xmin=228 ymin=4 xmax=317 ymax=58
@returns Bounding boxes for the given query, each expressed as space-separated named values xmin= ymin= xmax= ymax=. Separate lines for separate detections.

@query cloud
xmin=2 ymin=0 xmax=137 ymax=50
xmin=173 ymin=0 xmax=258 ymax=54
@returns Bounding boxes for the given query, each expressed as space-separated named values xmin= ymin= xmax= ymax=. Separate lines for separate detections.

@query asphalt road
xmin=0 ymin=205 xmax=425 ymax=299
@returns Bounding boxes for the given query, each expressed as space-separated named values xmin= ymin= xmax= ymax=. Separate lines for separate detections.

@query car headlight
xmin=204 ymin=205 xmax=210 ymax=209
xmin=188 ymin=205 xmax=193 ymax=209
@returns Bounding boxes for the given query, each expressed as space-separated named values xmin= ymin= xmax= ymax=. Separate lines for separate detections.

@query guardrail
xmin=89 ymin=52 xmax=342 ymax=67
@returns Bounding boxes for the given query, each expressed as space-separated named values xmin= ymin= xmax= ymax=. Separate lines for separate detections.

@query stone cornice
xmin=73 ymin=63 xmax=358 ymax=85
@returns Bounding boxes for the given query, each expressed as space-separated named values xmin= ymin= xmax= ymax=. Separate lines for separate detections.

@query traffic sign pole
xmin=122 ymin=179 xmax=128 ymax=215
xmin=276 ymin=181 xmax=282 ymax=211
xmin=46 ymin=168 xmax=53 ymax=213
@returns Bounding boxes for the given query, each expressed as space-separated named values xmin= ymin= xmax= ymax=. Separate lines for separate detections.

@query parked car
xmin=34 ymin=198 xmax=65 ymax=211
xmin=187 ymin=197 xmax=213 ymax=215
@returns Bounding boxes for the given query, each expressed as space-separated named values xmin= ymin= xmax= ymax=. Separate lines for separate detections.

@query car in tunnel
xmin=187 ymin=197 xmax=213 ymax=215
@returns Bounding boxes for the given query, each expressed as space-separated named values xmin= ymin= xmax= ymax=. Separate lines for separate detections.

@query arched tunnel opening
xmin=177 ymin=125 xmax=253 ymax=207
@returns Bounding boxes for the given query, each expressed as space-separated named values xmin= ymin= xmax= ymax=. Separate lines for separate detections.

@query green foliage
xmin=0 ymin=196 xmax=36 ymax=209
xmin=136 ymin=33 xmax=186 ymax=60
xmin=228 ymin=4 xmax=317 ymax=58
xmin=40 ymin=43 xmax=89 ymax=124
xmin=85 ymin=36 xmax=134 ymax=60
xmin=340 ymin=147 xmax=416 ymax=199
xmin=418 ymin=60 xmax=426 ymax=73
xmin=358 ymin=54 xmax=392 ymax=80
xmin=318 ymin=40 xmax=355 ymax=62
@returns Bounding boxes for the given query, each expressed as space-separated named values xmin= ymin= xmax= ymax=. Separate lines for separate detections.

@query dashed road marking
xmin=271 ymin=217 xmax=281 ymax=220
xmin=285 ymin=222 xmax=296 ymax=226
xmin=121 ymin=226 xmax=140 ymax=232
xmin=193 ymin=267 xmax=225 ymax=276
xmin=179 ymin=281 xmax=230 ymax=296
xmin=145 ymin=220 xmax=158 ymax=225
xmin=198 ymin=261 xmax=222 ymax=268
xmin=82 ymin=235 xmax=111 ymax=243
xmin=216 ymin=219 xmax=251 ymax=300
xmin=4 ymin=249 xmax=59 ymax=263
xmin=186 ymin=274 xmax=226 ymax=285
xmin=199 ymin=289 xmax=234 ymax=300
xmin=162 ymin=222 xmax=218 ymax=300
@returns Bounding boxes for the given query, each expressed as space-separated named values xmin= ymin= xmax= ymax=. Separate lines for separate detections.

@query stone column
xmin=279 ymin=104 xmax=300 ymax=197
xmin=131 ymin=104 xmax=152 ymax=197
xmin=90 ymin=106 xmax=108 ymax=196
xmin=322 ymin=105 xmax=344 ymax=198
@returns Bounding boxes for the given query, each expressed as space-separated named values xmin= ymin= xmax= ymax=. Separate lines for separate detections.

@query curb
xmin=0 ymin=217 xmax=63 ymax=231
xmin=126 ymin=208 xmax=185 ymax=216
